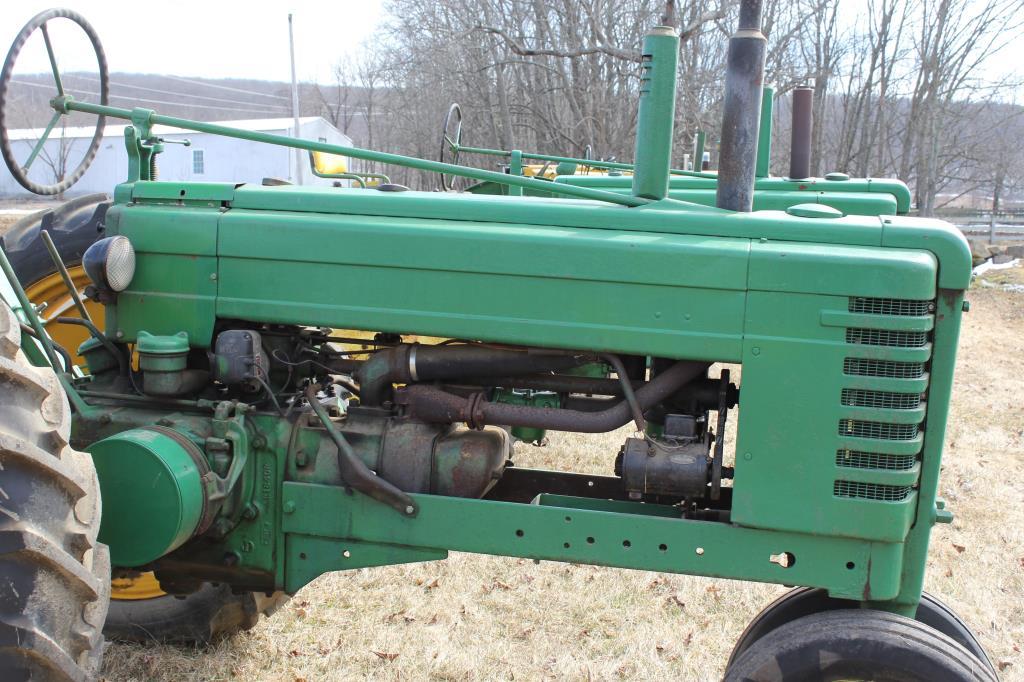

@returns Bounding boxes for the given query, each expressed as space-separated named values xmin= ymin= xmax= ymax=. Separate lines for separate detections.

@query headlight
xmin=83 ymin=236 xmax=136 ymax=292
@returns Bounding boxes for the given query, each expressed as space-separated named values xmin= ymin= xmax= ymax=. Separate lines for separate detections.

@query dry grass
xmin=98 ymin=279 xmax=1024 ymax=681
xmin=0 ymin=215 xmax=22 ymax=234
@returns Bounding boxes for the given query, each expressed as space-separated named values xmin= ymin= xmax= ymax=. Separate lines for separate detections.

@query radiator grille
xmin=834 ymin=480 xmax=913 ymax=501
xmin=839 ymin=419 xmax=919 ymax=441
xmin=848 ymin=297 xmax=933 ymax=316
xmin=846 ymin=328 xmax=929 ymax=347
xmin=835 ymin=449 xmax=917 ymax=471
xmin=843 ymin=358 xmax=926 ymax=379
xmin=841 ymin=388 xmax=922 ymax=410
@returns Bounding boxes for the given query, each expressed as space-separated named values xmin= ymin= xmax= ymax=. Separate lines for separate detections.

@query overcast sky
xmin=2 ymin=1 xmax=388 ymax=83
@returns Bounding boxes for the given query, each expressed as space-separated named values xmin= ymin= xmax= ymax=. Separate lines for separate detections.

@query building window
xmin=192 ymin=149 xmax=205 ymax=175
xmin=318 ymin=137 xmax=327 ymax=143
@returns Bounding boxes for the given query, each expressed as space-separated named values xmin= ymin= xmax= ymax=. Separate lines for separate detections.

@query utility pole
xmin=288 ymin=13 xmax=304 ymax=185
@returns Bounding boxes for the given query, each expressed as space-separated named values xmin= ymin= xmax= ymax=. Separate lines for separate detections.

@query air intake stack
xmin=631 ymin=25 xmax=680 ymax=201
xmin=716 ymin=0 xmax=767 ymax=211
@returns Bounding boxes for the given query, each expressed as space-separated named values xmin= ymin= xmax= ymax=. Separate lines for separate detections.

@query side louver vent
xmin=835 ymin=449 xmax=916 ymax=471
xmin=841 ymin=388 xmax=921 ymax=410
xmin=834 ymin=296 xmax=932 ymax=505
xmin=834 ymin=480 xmax=913 ymax=501
xmin=846 ymin=328 xmax=928 ymax=347
xmin=838 ymin=419 xmax=919 ymax=440
xmin=843 ymin=358 xmax=925 ymax=379
xmin=848 ymin=297 xmax=933 ymax=316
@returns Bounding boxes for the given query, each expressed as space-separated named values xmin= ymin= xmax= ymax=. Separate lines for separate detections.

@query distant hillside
xmin=5 ymin=72 xmax=369 ymax=139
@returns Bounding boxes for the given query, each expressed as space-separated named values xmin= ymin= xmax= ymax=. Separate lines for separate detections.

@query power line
xmin=65 ymin=74 xmax=289 ymax=111
xmin=161 ymin=75 xmax=290 ymax=101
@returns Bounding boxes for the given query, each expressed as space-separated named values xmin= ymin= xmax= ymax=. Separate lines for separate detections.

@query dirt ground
xmin=86 ymin=273 xmax=1023 ymax=682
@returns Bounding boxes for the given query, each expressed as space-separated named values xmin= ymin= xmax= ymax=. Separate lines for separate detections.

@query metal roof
xmin=6 ymin=116 xmax=326 ymax=141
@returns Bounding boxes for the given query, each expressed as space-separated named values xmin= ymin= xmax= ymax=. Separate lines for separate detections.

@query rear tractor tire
xmin=105 ymin=577 xmax=288 ymax=644
xmin=0 ymin=301 xmax=110 ymax=681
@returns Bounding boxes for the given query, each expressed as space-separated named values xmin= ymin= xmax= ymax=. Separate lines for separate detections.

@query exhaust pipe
xmin=715 ymin=0 xmax=767 ymax=212
xmin=789 ymin=87 xmax=814 ymax=180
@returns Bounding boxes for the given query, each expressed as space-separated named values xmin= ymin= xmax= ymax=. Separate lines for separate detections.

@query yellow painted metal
xmin=521 ymin=163 xmax=627 ymax=179
xmin=109 ymin=571 xmax=166 ymax=601
xmin=311 ymin=150 xmax=348 ymax=175
xmin=25 ymin=266 xmax=104 ymax=365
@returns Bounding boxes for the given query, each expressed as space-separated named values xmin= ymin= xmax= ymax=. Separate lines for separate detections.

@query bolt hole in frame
xmin=769 ymin=552 xmax=797 ymax=569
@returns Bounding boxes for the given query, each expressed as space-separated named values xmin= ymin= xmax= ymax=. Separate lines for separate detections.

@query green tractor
xmin=0 ymin=6 xmax=995 ymax=681
xmin=446 ymin=89 xmax=912 ymax=217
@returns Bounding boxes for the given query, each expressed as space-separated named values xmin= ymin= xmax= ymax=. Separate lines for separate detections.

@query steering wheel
xmin=439 ymin=102 xmax=462 ymax=191
xmin=0 ymin=9 xmax=109 ymax=195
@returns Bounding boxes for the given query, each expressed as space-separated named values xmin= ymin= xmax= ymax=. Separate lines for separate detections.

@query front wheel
xmin=724 ymin=609 xmax=997 ymax=682
xmin=728 ymin=587 xmax=995 ymax=673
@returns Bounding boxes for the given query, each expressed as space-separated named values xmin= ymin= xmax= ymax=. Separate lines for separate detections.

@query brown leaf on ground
xmin=998 ymin=661 xmax=1012 ymax=672
xmin=373 ymin=651 xmax=399 ymax=662
xmin=952 ymin=544 xmax=966 ymax=553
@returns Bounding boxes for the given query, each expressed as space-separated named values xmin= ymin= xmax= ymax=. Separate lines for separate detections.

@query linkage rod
xmin=64 ymin=101 xmax=649 ymax=207
xmin=453 ymin=143 xmax=716 ymax=179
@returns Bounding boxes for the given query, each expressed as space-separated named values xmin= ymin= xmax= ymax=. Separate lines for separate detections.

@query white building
xmin=1 ymin=117 xmax=352 ymax=197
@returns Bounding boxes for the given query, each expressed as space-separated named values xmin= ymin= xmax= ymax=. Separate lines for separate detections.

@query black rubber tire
xmin=724 ymin=610 xmax=997 ymax=682
xmin=728 ymin=587 xmax=996 ymax=674
xmin=0 ymin=194 xmax=109 ymax=287
xmin=104 ymin=583 xmax=289 ymax=644
xmin=0 ymin=301 xmax=110 ymax=680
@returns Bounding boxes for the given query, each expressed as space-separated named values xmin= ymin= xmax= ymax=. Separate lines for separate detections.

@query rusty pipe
xmin=789 ymin=87 xmax=813 ymax=180
xmin=357 ymin=344 xmax=590 ymax=406
xmin=304 ymin=383 xmax=417 ymax=516
xmin=715 ymin=0 xmax=767 ymax=212
xmin=400 ymin=361 xmax=708 ymax=433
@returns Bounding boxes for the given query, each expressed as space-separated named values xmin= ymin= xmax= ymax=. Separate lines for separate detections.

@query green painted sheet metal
xmin=89 ymin=427 xmax=206 ymax=567
xmin=285 ymin=536 xmax=445 ymax=593
xmin=215 ymin=209 xmax=749 ymax=361
xmin=131 ymin=180 xmax=237 ymax=203
xmin=748 ymin=242 xmax=937 ymax=299
xmin=881 ymin=216 xmax=972 ymax=289
xmin=731 ymin=280 xmax=937 ymax=542
xmin=469 ymin=183 xmax=898 ymax=216
xmin=557 ymin=174 xmax=913 ymax=214
xmin=631 ymin=26 xmax=679 ymax=199
xmin=885 ymin=290 xmax=966 ymax=611
xmin=227 ymin=184 xmax=894 ymax=248
xmin=104 ymin=204 xmax=219 ymax=345
xmin=280 ymin=482 xmax=904 ymax=601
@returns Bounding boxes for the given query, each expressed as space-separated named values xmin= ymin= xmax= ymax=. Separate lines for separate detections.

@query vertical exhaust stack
xmin=755 ymin=86 xmax=774 ymax=178
xmin=715 ymin=0 xmax=767 ymax=211
xmin=789 ymin=87 xmax=814 ymax=180
xmin=631 ymin=26 xmax=680 ymax=201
